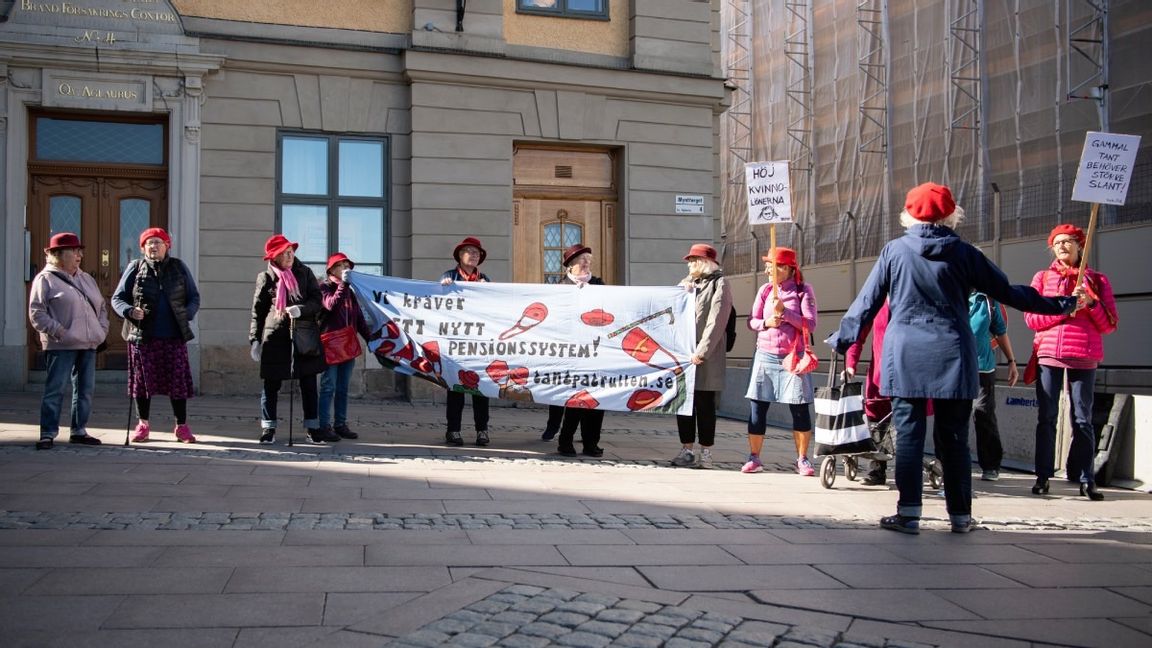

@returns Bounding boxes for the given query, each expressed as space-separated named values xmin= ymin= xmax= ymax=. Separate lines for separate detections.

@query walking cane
xmin=287 ymin=318 xmax=296 ymax=448
xmin=124 ymin=388 xmax=134 ymax=447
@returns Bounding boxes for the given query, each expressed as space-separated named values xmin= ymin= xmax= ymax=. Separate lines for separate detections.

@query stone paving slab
xmin=5 ymin=628 xmax=239 ymax=648
xmin=924 ymin=618 xmax=1152 ymax=648
xmin=2 ymin=394 xmax=1151 ymax=647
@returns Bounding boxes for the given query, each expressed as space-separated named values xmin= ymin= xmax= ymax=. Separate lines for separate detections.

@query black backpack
xmin=725 ymin=305 xmax=737 ymax=352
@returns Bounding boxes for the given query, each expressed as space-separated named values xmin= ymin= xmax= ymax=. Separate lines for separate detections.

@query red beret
xmin=683 ymin=243 xmax=718 ymax=262
xmin=139 ymin=227 xmax=171 ymax=248
xmin=904 ymin=182 xmax=957 ymax=222
xmin=1047 ymin=224 xmax=1086 ymax=247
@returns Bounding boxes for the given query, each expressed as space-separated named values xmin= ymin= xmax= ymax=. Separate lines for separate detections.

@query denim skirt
xmin=744 ymin=349 xmax=813 ymax=404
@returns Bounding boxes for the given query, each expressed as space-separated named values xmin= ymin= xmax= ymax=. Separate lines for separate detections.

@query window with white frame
xmin=277 ymin=133 xmax=388 ymax=276
xmin=516 ymin=0 xmax=608 ymax=20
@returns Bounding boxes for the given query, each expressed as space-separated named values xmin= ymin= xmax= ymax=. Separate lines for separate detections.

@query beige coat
xmin=28 ymin=266 xmax=110 ymax=351
xmin=683 ymin=271 xmax=732 ymax=391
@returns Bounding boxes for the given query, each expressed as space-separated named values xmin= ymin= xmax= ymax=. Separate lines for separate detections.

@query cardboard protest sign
xmin=1072 ymin=132 xmax=1142 ymax=205
xmin=745 ymin=161 xmax=793 ymax=224
xmin=346 ymin=275 xmax=698 ymax=415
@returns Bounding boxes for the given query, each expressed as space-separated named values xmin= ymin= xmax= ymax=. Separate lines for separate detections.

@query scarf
xmin=269 ymin=261 xmax=301 ymax=314
xmin=568 ymin=270 xmax=592 ymax=284
xmin=457 ymin=265 xmax=481 ymax=282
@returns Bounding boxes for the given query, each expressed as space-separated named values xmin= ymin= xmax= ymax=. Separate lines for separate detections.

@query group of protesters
xmin=29 ymin=181 xmax=1117 ymax=534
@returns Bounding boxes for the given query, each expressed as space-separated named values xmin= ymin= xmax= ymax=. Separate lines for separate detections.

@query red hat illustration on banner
xmin=498 ymin=302 xmax=549 ymax=340
xmin=627 ymin=389 xmax=663 ymax=411
xmin=621 ymin=327 xmax=683 ymax=376
xmin=566 ymin=390 xmax=601 ymax=409
xmin=581 ymin=308 xmax=615 ymax=327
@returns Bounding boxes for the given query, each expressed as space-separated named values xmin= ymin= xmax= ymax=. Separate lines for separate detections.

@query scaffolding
xmin=784 ymin=0 xmax=814 ymax=261
xmin=722 ymin=0 xmax=754 ymax=268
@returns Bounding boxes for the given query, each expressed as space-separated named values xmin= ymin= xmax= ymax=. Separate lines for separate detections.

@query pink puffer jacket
xmin=1024 ymin=261 xmax=1117 ymax=362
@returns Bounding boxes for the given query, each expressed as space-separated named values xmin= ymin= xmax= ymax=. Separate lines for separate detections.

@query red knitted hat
xmin=904 ymin=182 xmax=956 ymax=222
xmin=1047 ymin=224 xmax=1086 ymax=247
xmin=138 ymin=227 xmax=171 ymax=248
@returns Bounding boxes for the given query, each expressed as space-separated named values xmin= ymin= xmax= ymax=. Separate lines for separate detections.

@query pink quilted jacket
xmin=1024 ymin=261 xmax=1117 ymax=362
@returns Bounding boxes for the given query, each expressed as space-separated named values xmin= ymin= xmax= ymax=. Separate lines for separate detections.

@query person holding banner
xmin=318 ymin=252 xmax=370 ymax=441
xmin=672 ymin=243 xmax=733 ymax=470
xmin=828 ymin=183 xmax=1080 ymax=535
xmin=553 ymin=243 xmax=607 ymax=458
xmin=439 ymin=237 xmax=492 ymax=447
xmin=742 ymin=247 xmax=818 ymax=476
xmin=250 ymin=234 xmax=332 ymax=445
xmin=1025 ymin=224 xmax=1118 ymax=501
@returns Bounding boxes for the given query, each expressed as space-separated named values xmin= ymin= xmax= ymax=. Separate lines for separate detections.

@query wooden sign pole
xmin=1074 ymin=202 xmax=1100 ymax=292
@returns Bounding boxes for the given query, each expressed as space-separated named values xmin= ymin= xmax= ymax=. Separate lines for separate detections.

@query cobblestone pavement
xmin=384 ymin=585 xmax=937 ymax=648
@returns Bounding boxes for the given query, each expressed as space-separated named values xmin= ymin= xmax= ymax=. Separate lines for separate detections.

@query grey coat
xmin=684 ymin=271 xmax=733 ymax=392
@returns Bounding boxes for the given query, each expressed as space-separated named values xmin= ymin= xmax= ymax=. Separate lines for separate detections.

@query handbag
xmin=1022 ymin=344 xmax=1040 ymax=385
xmin=783 ymin=324 xmax=819 ymax=375
xmin=321 ymin=325 xmax=361 ymax=365
xmin=291 ymin=319 xmax=322 ymax=358
xmin=814 ymin=353 xmax=875 ymax=455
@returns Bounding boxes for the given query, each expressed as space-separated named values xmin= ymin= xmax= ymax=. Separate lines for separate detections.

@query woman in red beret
xmin=249 ymin=234 xmax=331 ymax=445
xmin=551 ymin=243 xmax=607 ymax=458
xmin=112 ymin=228 xmax=201 ymax=443
xmin=828 ymin=183 xmax=1080 ymax=534
xmin=671 ymin=243 xmax=733 ymax=470
xmin=742 ymin=247 xmax=818 ymax=477
xmin=1025 ymin=224 xmax=1118 ymax=500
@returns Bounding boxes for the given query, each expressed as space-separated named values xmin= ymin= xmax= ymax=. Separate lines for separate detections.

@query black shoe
xmin=35 ymin=439 xmax=53 ymax=450
xmin=1031 ymin=477 xmax=1050 ymax=495
xmin=333 ymin=424 xmax=358 ymax=440
xmin=951 ymin=519 xmax=977 ymax=534
xmin=321 ymin=426 xmax=342 ymax=442
xmin=880 ymin=514 xmax=920 ymax=535
xmin=475 ymin=430 xmax=490 ymax=447
xmin=1080 ymin=482 xmax=1104 ymax=501
xmin=259 ymin=428 xmax=276 ymax=445
xmin=306 ymin=428 xmax=328 ymax=444
xmin=861 ymin=473 xmax=887 ymax=486
xmin=69 ymin=435 xmax=102 ymax=446
xmin=557 ymin=445 xmax=577 ymax=457
xmin=582 ymin=447 xmax=604 ymax=458
xmin=541 ymin=427 xmax=558 ymax=441
xmin=445 ymin=430 xmax=464 ymax=446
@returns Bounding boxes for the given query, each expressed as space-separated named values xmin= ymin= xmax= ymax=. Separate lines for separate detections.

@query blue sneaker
xmin=880 ymin=514 xmax=920 ymax=535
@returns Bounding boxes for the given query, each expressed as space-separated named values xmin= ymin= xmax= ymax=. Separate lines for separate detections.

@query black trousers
xmin=545 ymin=405 xmax=565 ymax=434
xmin=676 ymin=390 xmax=717 ymax=446
xmin=558 ymin=408 xmax=605 ymax=451
xmin=973 ymin=371 xmax=1004 ymax=471
xmin=446 ymin=391 xmax=489 ymax=433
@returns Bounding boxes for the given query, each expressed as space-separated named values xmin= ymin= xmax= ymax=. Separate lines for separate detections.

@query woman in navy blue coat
xmin=828 ymin=183 xmax=1080 ymax=535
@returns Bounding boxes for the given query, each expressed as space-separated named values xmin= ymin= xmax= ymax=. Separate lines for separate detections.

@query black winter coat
xmin=250 ymin=260 xmax=326 ymax=380
xmin=112 ymin=256 xmax=199 ymax=343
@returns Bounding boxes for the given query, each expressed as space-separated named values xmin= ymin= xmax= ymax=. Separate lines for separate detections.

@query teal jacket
xmin=968 ymin=293 xmax=1006 ymax=373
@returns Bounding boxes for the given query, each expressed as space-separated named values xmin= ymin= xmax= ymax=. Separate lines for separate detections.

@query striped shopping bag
xmin=814 ymin=354 xmax=875 ymax=456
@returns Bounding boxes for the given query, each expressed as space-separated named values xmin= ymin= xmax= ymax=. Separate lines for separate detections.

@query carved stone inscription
xmin=42 ymin=69 xmax=153 ymax=111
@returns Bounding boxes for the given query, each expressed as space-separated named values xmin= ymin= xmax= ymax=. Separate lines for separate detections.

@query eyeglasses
xmin=1051 ymin=239 xmax=1079 ymax=248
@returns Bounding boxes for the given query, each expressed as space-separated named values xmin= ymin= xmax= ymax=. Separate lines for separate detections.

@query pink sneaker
xmin=741 ymin=456 xmax=764 ymax=473
xmin=797 ymin=457 xmax=815 ymax=476
xmin=131 ymin=422 xmax=150 ymax=443
xmin=174 ymin=424 xmax=196 ymax=444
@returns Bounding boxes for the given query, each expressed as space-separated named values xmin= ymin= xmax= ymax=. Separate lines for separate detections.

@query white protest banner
xmin=1071 ymin=131 xmax=1142 ymax=205
xmin=745 ymin=160 xmax=792 ymax=224
xmin=346 ymin=275 xmax=698 ymax=415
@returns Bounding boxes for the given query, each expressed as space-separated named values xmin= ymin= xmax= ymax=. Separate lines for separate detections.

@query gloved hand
xmin=340 ymin=269 xmax=351 ymax=283
xmin=285 ymin=305 xmax=302 ymax=319
xmin=250 ymin=340 xmax=262 ymax=362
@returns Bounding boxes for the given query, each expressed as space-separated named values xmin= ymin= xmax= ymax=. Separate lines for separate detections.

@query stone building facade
xmin=0 ymin=0 xmax=728 ymax=395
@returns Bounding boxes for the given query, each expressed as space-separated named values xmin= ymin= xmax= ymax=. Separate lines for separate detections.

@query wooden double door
xmin=512 ymin=147 xmax=618 ymax=284
xmin=27 ymin=173 xmax=168 ymax=370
